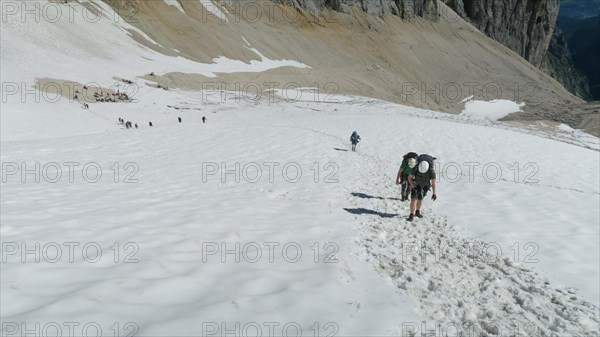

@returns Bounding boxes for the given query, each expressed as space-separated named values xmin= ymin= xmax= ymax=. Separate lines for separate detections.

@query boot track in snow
xmin=347 ymin=155 xmax=599 ymax=336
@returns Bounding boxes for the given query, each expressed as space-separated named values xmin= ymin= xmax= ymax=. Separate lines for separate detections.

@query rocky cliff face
xmin=441 ymin=0 xmax=559 ymax=68
xmin=542 ymin=25 xmax=591 ymax=100
xmin=439 ymin=0 xmax=591 ymax=100
xmin=274 ymin=0 xmax=438 ymax=20
xmin=278 ymin=0 xmax=560 ymax=70
xmin=271 ymin=0 xmax=592 ymax=100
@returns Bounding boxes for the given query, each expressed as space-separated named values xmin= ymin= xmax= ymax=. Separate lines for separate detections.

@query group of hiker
xmin=119 ymin=118 xmax=139 ymax=129
xmin=350 ymin=131 xmax=438 ymax=222
xmin=119 ymin=116 xmax=207 ymax=129
xmin=396 ymin=152 xmax=437 ymax=222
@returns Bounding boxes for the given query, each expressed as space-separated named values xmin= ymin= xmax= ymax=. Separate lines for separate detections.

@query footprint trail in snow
xmin=347 ymin=154 xmax=599 ymax=335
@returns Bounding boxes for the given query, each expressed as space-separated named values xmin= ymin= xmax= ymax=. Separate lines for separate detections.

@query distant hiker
xmin=407 ymin=154 xmax=437 ymax=222
xmin=125 ymin=121 xmax=132 ymax=129
xmin=134 ymin=123 xmax=138 ymax=129
xmin=202 ymin=116 xmax=207 ymax=123
xmin=178 ymin=117 xmax=182 ymax=123
xmin=396 ymin=152 xmax=418 ymax=201
xmin=149 ymin=121 xmax=153 ymax=127
xmin=150 ymin=72 xmax=155 ymax=76
xmin=350 ymin=131 xmax=361 ymax=151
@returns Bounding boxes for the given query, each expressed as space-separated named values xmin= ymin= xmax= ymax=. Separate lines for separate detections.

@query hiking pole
xmin=430 ymin=193 xmax=437 ymax=215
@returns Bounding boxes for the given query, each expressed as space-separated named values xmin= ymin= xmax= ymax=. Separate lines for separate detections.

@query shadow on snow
xmin=351 ymin=192 xmax=400 ymax=201
xmin=343 ymin=207 xmax=398 ymax=218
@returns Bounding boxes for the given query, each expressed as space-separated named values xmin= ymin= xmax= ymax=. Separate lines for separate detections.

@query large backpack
xmin=416 ymin=154 xmax=435 ymax=169
xmin=403 ymin=152 xmax=418 ymax=160
xmin=413 ymin=154 xmax=436 ymax=181
xmin=411 ymin=154 xmax=436 ymax=187
xmin=401 ymin=152 xmax=418 ymax=173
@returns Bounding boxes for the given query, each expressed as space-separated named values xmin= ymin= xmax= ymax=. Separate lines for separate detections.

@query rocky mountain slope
xmin=565 ymin=15 xmax=600 ymax=99
xmin=442 ymin=0 xmax=559 ymax=68
xmin=11 ymin=0 xmax=595 ymax=133
xmin=273 ymin=0 xmax=439 ymax=19
xmin=440 ymin=0 xmax=594 ymax=101
xmin=542 ymin=23 xmax=591 ymax=100
xmin=274 ymin=0 xmax=594 ymax=102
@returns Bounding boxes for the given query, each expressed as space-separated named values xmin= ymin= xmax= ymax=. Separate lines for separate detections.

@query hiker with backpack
xmin=407 ymin=154 xmax=438 ymax=222
xmin=350 ymin=131 xmax=361 ymax=152
xmin=396 ymin=152 xmax=418 ymax=201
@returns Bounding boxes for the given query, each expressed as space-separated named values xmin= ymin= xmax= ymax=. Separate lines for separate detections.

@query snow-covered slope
xmin=1 ymin=1 xmax=599 ymax=336
xmin=2 ymin=90 xmax=599 ymax=335
xmin=0 ymin=0 xmax=306 ymax=141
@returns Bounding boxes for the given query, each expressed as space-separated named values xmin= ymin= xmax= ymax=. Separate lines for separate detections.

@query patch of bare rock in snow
xmin=350 ymin=159 xmax=599 ymax=336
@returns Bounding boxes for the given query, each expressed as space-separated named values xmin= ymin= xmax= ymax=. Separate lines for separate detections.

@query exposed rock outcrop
xmin=441 ymin=0 xmax=559 ymax=68
xmin=440 ymin=0 xmax=593 ymax=101
xmin=273 ymin=0 xmax=438 ymax=20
